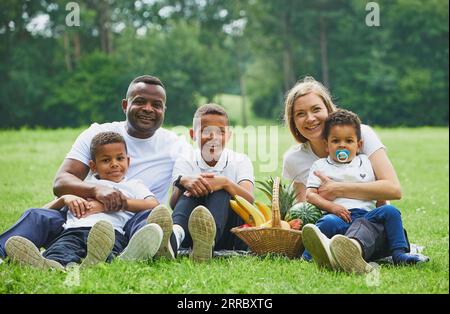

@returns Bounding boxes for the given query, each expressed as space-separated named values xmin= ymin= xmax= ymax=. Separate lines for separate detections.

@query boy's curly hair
xmin=90 ymin=132 xmax=127 ymax=161
xmin=322 ymin=109 xmax=362 ymax=140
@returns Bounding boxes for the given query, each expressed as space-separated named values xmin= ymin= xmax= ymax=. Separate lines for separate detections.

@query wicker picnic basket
xmin=231 ymin=177 xmax=304 ymax=259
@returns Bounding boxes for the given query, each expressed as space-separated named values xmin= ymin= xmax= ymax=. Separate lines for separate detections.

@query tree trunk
xmin=97 ymin=0 xmax=113 ymax=54
xmin=236 ymin=40 xmax=248 ymax=127
xmin=73 ymin=32 xmax=81 ymax=63
xmin=63 ymin=31 xmax=72 ymax=72
xmin=281 ymin=8 xmax=295 ymax=92
xmin=319 ymin=16 xmax=330 ymax=88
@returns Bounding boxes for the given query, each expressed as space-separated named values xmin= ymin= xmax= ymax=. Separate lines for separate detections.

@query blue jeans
xmin=172 ymin=190 xmax=246 ymax=250
xmin=304 ymin=205 xmax=409 ymax=260
xmin=43 ymin=227 xmax=128 ymax=266
xmin=0 ymin=208 xmax=66 ymax=258
xmin=0 ymin=207 xmax=151 ymax=259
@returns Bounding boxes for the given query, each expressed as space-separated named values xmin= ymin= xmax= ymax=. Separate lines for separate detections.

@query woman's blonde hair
xmin=284 ymin=76 xmax=336 ymax=143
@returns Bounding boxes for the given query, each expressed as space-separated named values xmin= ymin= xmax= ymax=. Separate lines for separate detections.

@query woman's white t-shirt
xmin=282 ymin=124 xmax=385 ymax=186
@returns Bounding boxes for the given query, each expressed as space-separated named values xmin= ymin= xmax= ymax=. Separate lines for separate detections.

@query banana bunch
xmin=230 ymin=196 xmax=272 ymax=227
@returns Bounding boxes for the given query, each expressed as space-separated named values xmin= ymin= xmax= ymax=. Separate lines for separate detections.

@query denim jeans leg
xmin=364 ymin=205 xmax=409 ymax=252
xmin=0 ymin=208 xmax=65 ymax=258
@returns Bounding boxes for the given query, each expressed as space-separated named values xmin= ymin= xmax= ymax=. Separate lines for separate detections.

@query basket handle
xmin=271 ymin=177 xmax=281 ymax=228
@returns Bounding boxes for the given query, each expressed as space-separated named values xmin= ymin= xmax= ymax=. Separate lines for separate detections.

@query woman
xmin=282 ymin=77 xmax=407 ymax=273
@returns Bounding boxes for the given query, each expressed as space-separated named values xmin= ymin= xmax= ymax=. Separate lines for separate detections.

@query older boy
xmin=302 ymin=110 xmax=429 ymax=273
xmin=153 ymin=104 xmax=254 ymax=262
xmin=6 ymin=132 xmax=163 ymax=270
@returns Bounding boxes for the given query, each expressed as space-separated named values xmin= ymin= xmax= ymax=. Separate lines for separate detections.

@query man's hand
xmin=62 ymin=195 xmax=91 ymax=218
xmin=315 ymin=171 xmax=340 ymax=201
xmin=330 ymin=204 xmax=352 ymax=223
xmin=181 ymin=174 xmax=214 ymax=197
xmin=94 ymin=185 xmax=128 ymax=211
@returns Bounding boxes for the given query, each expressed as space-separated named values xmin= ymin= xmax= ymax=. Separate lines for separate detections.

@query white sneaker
xmin=80 ymin=220 xmax=115 ymax=268
xmin=147 ymin=205 xmax=175 ymax=259
xmin=188 ymin=206 xmax=216 ymax=263
xmin=302 ymin=224 xmax=337 ymax=270
xmin=5 ymin=236 xmax=64 ymax=271
xmin=119 ymin=223 xmax=163 ymax=261
xmin=330 ymin=234 xmax=373 ymax=274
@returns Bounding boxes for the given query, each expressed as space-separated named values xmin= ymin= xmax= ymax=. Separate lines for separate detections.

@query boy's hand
xmin=331 ymin=205 xmax=352 ymax=223
xmin=202 ymin=175 xmax=228 ymax=192
xmin=181 ymin=174 xmax=214 ymax=197
xmin=81 ymin=199 xmax=105 ymax=218
xmin=63 ymin=195 xmax=91 ymax=218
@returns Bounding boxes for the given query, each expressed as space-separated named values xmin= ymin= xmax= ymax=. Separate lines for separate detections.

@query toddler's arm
xmin=306 ymin=188 xmax=352 ymax=223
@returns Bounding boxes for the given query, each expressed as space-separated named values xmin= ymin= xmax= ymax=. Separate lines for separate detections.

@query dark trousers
xmin=172 ymin=190 xmax=247 ymax=250
xmin=0 ymin=207 xmax=151 ymax=259
xmin=0 ymin=208 xmax=66 ymax=258
xmin=43 ymin=227 xmax=127 ymax=266
xmin=316 ymin=205 xmax=411 ymax=261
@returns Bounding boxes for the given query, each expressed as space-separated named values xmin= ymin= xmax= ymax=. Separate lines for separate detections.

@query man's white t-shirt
xmin=282 ymin=124 xmax=385 ymax=186
xmin=66 ymin=121 xmax=192 ymax=204
xmin=306 ymin=154 xmax=376 ymax=212
xmin=64 ymin=177 xmax=154 ymax=234
xmin=171 ymin=148 xmax=254 ymax=186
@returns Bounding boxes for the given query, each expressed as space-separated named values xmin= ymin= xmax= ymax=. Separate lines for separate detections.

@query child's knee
xmin=316 ymin=214 xmax=343 ymax=236
xmin=380 ymin=205 xmax=402 ymax=218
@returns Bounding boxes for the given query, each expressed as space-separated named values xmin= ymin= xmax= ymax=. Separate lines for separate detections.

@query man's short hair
xmin=90 ymin=132 xmax=127 ymax=161
xmin=323 ymin=109 xmax=362 ymax=140
xmin=126 ymin=75 xmax=165 ymax=99
xmin=193 ymin=103 xmax=229 ymax=126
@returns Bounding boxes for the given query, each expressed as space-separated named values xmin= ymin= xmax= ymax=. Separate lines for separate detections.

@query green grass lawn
xmin=0 ymin=126 xmax=448 ymax=294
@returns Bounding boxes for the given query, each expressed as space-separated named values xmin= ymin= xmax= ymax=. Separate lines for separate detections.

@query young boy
xmin=153 ymin=103 xmax=254 ymax=262
xmin=302 ymin=109 xmax=429 ymax=274
xmin=5 ymin=132 xmax=163 ymax=270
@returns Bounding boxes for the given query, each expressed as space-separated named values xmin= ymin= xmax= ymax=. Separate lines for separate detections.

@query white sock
xmin=173 ymin=224 xmax=185 ymax=248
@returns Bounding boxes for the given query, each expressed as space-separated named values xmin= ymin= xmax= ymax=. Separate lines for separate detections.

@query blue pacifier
xmin=335 ymin=149 xmax=350 ymax=163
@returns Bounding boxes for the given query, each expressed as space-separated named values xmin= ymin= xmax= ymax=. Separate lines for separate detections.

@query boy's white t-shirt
xmin=171 ymin=148 xmax=254 ymax=186
xmin=64 ymin=177 xmax=154 ymax=234
xmin=306 ymin=154 xmax=376 ymax=212
xmin=282 ymin=124 xmax=385 ymax=186
xmin=66 ymin=121 xmax=192 ymax=205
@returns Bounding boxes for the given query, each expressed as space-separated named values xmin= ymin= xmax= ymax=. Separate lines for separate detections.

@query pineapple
xmin=255 ymin=177 xmax=298 ymax=220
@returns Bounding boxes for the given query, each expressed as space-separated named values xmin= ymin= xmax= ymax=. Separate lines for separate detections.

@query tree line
xmin=0 ymin=0 xmax=448 ymax=128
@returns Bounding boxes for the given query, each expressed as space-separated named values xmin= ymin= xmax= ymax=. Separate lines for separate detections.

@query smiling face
xmin=326 ymin=125 xmax=362 ymax=163
xmin=89 ymin=143 xmax=130 ymax=183
xmin=190 ymin=114 xmax=230 ymax=166
xmin=122 ymin=82 xmax=166 ymax=139
xmin=293 ymin=93 xmax=330 ymax=143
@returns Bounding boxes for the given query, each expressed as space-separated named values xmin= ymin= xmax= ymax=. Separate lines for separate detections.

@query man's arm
xmin=53 ymin=158 xmax=128 ymax=211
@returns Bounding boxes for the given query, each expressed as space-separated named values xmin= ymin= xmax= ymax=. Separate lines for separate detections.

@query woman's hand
xmin=62 ymin=195 xmax=91 ymax=218
xmin=330 ymin=204 xmax=352 ymax=223
xmin=314 ymin=171 xmax=341 ymax=201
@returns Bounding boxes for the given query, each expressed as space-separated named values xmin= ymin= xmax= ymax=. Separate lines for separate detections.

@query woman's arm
xmin=316 ymin=148 xmax=402 ymax=201
xmin=293 ymin=182 xmax=307 ymax=203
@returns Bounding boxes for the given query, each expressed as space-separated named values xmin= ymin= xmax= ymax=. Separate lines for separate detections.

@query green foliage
xmin=256 ymin=177 xmax=298 ymax=220
xmin=0 ymin=0 xmax=447 ymax=128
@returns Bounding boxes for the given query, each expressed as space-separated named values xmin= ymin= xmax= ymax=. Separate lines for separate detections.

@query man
xmin=0 ymin=75 xmax=191 ymax=259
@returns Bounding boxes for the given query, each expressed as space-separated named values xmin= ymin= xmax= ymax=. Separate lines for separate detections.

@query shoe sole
xmin=5 ymin=236 xmax=64 ymax=271
xmin=188 ymin=206 xmax=216 ymax=262
xmin=302 ymin=224 xmax=334 ymax=269
xmin=147 ymin=205 xmax=175 ymax=259
xmin=80 ymin=220 xmax=115 ymax=268
xmin=330 ymin=235 xmax=372 ymax=274
xmin=119 ymin=223 xmax=163 ymax=261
